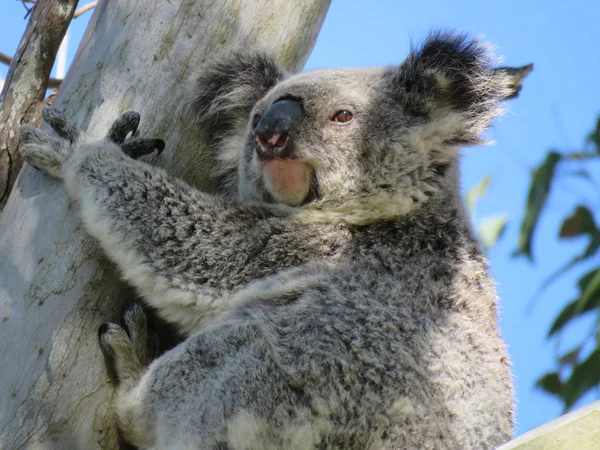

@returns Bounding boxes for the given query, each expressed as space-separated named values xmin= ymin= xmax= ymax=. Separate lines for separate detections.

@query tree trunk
xmin=0 ymin=0 xmax=78 ymax=211
xmin=0 ymin=1 xmax=330 ymax=448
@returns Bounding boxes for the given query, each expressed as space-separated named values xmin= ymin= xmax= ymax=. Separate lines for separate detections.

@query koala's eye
xmin=331 ymin=110 xmax=353 ymax=124
xmin=252 ymin=114 xmax=262 ymax=129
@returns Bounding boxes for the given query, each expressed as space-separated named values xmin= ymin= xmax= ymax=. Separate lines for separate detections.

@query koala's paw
xmin=19 ymin=110 xmax=72 ymax=179
xmin=19 ymin=107 xmax=166 ymax=177
xmin=99 ymin=303 xmax=157 ymax=385
xmin=106 ymin=110 xmax=166 ymax=159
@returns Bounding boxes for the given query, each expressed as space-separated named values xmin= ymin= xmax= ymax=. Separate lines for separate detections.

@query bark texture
xmin=0 ymin=0 xmax=78 ymax=211
xmin=0 ymin=0 xmax=330 ymax=448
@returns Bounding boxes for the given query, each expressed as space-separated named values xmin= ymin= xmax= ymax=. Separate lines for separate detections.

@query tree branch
xmin=0 ymin=52 xmax=63 ymax=88
xmin=21 ymin=0 xmax=96 ymax=19
xmin=0 ymin=0 xmax=78 ymax=212
xmin=74 ymin=1 xmax=96 ymax=18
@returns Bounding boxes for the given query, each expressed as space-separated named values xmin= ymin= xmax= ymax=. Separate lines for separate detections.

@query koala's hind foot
xmin=19 ymin=107 xmax=165 ymax=177
xmin=99 ymin=303 xmax=157 ymax=390
xmin=99 ymin=304 xmax=160 ymax=448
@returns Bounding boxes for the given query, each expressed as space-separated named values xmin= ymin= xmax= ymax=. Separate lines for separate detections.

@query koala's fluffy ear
xmin=389 ymin=32 xmax=532 ymax=146
xmin=191 ymin=50 xmax=287 ymax=142
xmin=190 ymin=50 xmax=287 ymax=195
xmin=493 ymin=64 xmax=534 ymax=100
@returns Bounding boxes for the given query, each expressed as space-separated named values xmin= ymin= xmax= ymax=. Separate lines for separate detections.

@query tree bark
xmin=0 ymin=0 xmax=79 ymax=211
xmin=0 ymin=1 xmax=330 ymax=448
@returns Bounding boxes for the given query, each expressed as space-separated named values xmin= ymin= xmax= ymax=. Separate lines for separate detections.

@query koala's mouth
xmin=261 ymin=159 xmax=315 ymax=206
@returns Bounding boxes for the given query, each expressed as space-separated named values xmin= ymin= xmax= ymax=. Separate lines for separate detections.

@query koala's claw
xmin=20 ymin=108 xmax=166 ymax=176
xmin=42 ymin=106 xmax=80 ymax=143
xmin=107 ymin=111 xmax=165 ymax=159
xmin=98 ymin=322 xmax=110 ymax=338
xmin=107 ymin=111 xmax=141 ymax=144
xmin=122 ymin=138 xmax=166 ymax=159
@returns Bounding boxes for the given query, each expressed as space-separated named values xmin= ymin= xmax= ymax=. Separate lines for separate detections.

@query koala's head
xmin=193 ymin=32 xmax=531 ymax=222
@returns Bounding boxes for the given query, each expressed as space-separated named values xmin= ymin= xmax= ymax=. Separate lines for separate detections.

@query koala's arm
xmin=72 ymin=150 xmax=348 ymax=333
xmin=20 ymin=109 xmax=344 ymax=334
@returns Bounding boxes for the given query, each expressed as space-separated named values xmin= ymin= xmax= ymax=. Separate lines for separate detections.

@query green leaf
xmin=478 ymin=216 xmax=508 ymax=249
xmin=560 ymin=349 xmax=600 ymax=410
xmin=535 ymin=372 xmax=562 ymax=395
xmin=539 ymin=235 xmax=600 ymax=291
xmin=466 ymin=175 xmax=492 ymax=216
xmin=579 ymin=269 xmax=600 ymax=311
xmin=514 ymin=151 xmax=562 ymax=260
xmin=577 ymin=268 xmax=600 ymax=291
xmin=547 ymin=269 xmax=600 ymax=336
xmin=548 ymin=299 xmax=580 ymax=337
xmin=558 ymin=347 xmax=582 ymax=368
xmin=559 ymin=206 xmax=597 ymax=238
xmin=585 ymin=116 xmax=600 ymax=153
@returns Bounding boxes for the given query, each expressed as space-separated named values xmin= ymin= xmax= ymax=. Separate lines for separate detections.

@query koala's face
xmin=243 ymin=68 xmax=394 ymax=206
xmin=194 ymin=34 xmax=529 ymax=213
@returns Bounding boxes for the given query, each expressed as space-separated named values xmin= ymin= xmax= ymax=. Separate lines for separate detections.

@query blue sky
xmin=2 ymin=0 xmax=599 ymax=437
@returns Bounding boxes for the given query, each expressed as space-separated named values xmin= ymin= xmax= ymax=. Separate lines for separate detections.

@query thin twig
xmin=0 ymin=52 xmax=12 ymax=66
xmin=74 ymin=2 xmax=97 ymax=18
xmin=20 ymin=0 xmax=35 ymax=19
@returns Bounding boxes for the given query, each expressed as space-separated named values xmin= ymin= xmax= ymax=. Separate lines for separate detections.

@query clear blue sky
xmin=2 ymin=0 xmax=599 ymax=437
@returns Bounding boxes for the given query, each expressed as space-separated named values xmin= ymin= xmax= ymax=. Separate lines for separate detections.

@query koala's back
xmin=145 ymin=209 xmax=512 ymax=450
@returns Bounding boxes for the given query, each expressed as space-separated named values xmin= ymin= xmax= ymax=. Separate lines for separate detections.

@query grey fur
xmin=20 ymin=32 xmax=531 ymax=449
xmin=42 ymin=106 xmax=80 ymax=143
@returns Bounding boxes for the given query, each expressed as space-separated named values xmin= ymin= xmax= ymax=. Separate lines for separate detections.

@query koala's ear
xmin=390 ymin=32 xmax=532 ymax=145
xmin=190 ymin=49 xmax=287 ymax=140
xmin=189 ymin=50 xmax=287 ymax=196
xmin=493 ymin=64 xmax=534 ymax=100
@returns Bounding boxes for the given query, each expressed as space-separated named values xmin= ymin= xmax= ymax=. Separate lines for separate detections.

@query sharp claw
xmin=42 ymin=106 xmax=80 ymax=143
xmin=41 ymin=105 xmax=59 ymax=123
xmin=121 ymin=138 xmax=166 ymax=159
xmin=98 ymin=323 xmax=110 ymax=338
xmin=155 ymin=139 xmax=166 ymax=155
xmin=107 ymin=111 xmax=141 ymax=144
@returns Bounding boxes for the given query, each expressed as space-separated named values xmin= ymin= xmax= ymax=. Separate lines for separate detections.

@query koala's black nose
xmin=255 ymin=99 xmax=304 ymax=161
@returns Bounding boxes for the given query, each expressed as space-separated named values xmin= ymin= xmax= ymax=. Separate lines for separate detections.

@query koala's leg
xmin=99 ymin=317 xmax=305 ymax=450
xmin=99 ymin=304 xmax=157 ymax=448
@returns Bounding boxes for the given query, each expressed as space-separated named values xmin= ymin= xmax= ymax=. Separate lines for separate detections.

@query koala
xmin=19 ymin=32 xmax=531 ymax=450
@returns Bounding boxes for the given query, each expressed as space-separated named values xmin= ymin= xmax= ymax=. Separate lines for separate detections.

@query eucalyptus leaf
xmin=558 ymin=347 xmax=582 ymax=368
xmin=548 ymin=269 xmax=600 ymax=337
xmin=478 ymin=216 xmax=508 ymax=249
xmin=535 ymin=372 xmax=562 ymax=395
xmin=466 ymin=175 xmax=492 ymax=216
xmin=514 ymin=151 xmax=562 ymax=260
xmin=559 ymin=206 xmax=597 ymax=238
xmin=560 ymin=349 xmax=600 ymax=410
xmin=585 ymin=116 xmax=600 ymax=152
xmin=539 ymin=235 xmax=600 ymax=292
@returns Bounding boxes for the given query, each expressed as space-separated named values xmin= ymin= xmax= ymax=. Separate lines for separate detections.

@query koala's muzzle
xmin=255 ymin=99 xmax=304 ymax=161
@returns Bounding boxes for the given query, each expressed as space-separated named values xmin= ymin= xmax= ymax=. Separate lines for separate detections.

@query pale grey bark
xmin=0 ymin=0 xmax=330 ymax=448
xmin=0 ymin=0 xmax=78 ymax=211
xmin=497 ymin=400 xmax=600 ymax=450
